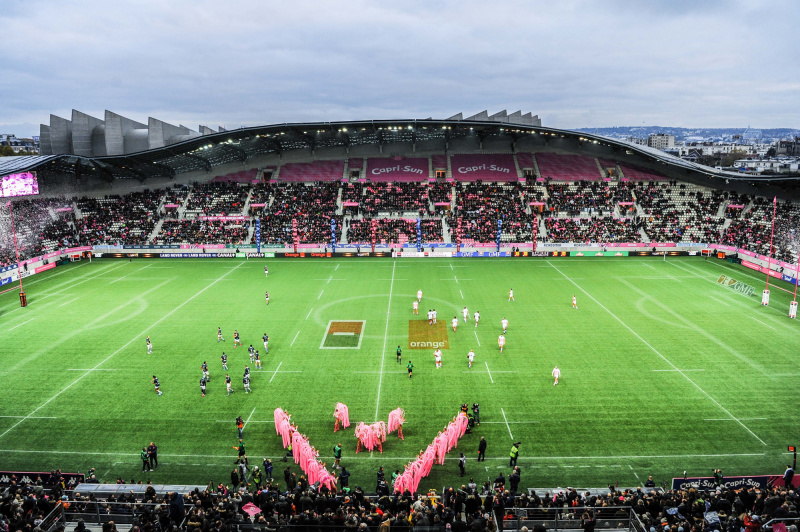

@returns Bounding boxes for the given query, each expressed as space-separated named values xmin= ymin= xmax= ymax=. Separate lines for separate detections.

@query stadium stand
xmin=366 ymin=157 xmax=429 ymax=182
xmin=184 ymin=182 xmax=249 ymax=217
xmin=535 ymin=153 xmax=603 ymax=181
xmin=5 ymin=174 xmax=800 ymax=265
xmin=545 ymin=216 xmax=641 ymax=243
xmin=362 ymin=183 xmax=430 ymax=216
xmin=347 ymin=218 xmax=443 ymax=244
xmin=260 ymin=183 xmax=341 ymax=245
xmin=278 ymin=161 xmax=345 ymax=182
xmin=447 ymin=182 xmax=533 ymax=243
xmin=450 ymin=154 xmax=518 ymax=182
xmin=76 ymin=190 xmax=161 ymax=246
xmin=153 ymin=219 xmax=249 ymax=245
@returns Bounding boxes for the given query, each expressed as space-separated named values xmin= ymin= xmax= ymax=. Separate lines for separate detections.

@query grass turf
xmin=0 ymin=256 xmax=797 ymax=491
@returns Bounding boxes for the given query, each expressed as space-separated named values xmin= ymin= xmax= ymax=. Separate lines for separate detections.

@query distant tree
xmin=0 ymin=146 xmax=15 ymax=156
xmin=720 ymin=150 xmax=748 ymax=167
xmin=766 ymin=147 xmax=777 ymax=157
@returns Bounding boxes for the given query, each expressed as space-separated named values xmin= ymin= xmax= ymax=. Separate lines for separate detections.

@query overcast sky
xmin=1 ymin=0 xmax=798 ymax=137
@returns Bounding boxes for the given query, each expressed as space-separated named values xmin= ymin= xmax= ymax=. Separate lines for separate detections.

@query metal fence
xmin=42 ymin=501 xmax=170 ymax=532
xmin=499 ymin=507 xmax=645 ymax=532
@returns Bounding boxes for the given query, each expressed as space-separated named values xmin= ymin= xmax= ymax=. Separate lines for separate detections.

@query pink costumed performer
xmin=388 ymin=408 xmax=405 ymax=439
xmin=334 ymin=402 xmax=350 ymax=432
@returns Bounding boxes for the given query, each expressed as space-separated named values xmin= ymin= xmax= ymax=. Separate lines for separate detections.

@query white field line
xmin=500 ymin=408 xmax=514 ymax=440
xmin=474 ymin=330 xmax=481 ymax=346
xmin=460 ymin=289 xmax=464 ymax=300
xmin=243 ymin=407 xmax=256 ymax=431
xmin=454 ymin=275 xmax=459 ymax=284
xmin=3 ymin=279 xmax=172 ymax=376
xmin=375 ymin=261 xmax=396 ymax=422
xmin=0 ymin=416 xmax=56 ymax=419
xmin=290 ymin=331 xmax=300 ymax=347
xmin=653 ymin=369 xmax=704 ymax=372
xmin=269 ymin=362 xmax=283 ymax=383
xmin=109 ymin=263 xmax=152 ymax=284
xmin=547 ymin=260 xmax=767 ymax=446
xmin=57 ymin=297 xmax=81 ymax=308
xmin=0 ymin=449 xmax=767 ymax=461
xmin=450 ymin=264 xmax=454 ymax=271
xmin=216 ymin=420 xmax=273 ymax=423
xmin=705 ymin=418 xmax=767 ymax=421
xmin=305 ymin=308 xmax=314 ymax=320
xmin=8 ymin=318 xmax=35 ymax=331
xmin=709 ymin=295 xmax=730 ymax=306
xmin=0 ymin=261 xmax=246 ymax=442
xmin=318 ymin=290 xmax=324 ymax=300
xmin=327 ymin=275 xmax=332 ymax=284
xmin=66 ymin=369 xmax=117 ymax=371
xmin=751 ymin=317 xmax=777 ymax=330
xmin=481 ymin=421 xmax=539 ymax=424
xmin=484 ymin=361 xmax=494 ymax=384
xmin=335 ymin=263 xmax=340 ymax=271
xmin=629 ymin=464 xmax=641 ymax=481
xmin=619 ymin=277 xmax=771 ymax=377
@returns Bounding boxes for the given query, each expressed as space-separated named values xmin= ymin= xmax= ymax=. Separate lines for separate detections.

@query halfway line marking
xmin=375 ymin=261 xmax=396 ymax=422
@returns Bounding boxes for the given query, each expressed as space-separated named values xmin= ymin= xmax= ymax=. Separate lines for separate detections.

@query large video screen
xmin=1 ymin=172 xmax=39 ymax=198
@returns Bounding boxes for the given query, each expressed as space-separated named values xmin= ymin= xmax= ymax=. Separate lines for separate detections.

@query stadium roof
xmin=4 ymin=117 xmax=799 ymax=184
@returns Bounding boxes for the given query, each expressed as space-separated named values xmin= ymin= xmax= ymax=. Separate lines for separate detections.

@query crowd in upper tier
xmin=2 ymin=177 xmax=799 ymax=266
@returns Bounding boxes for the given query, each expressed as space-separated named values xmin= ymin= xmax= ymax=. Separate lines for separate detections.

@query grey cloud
xmin=1 ymin=0 xmax=798 ymax=137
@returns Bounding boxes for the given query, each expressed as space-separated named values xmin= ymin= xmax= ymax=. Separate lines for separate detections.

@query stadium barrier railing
xmin=499 ymin=506 xmax=641 ymax=532
xmin=42 ymin=500 xmax=169 ymax=532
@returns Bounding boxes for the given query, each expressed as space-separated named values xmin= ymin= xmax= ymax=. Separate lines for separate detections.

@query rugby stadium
xmin=1 ymin=110 xmax=799 ymax=532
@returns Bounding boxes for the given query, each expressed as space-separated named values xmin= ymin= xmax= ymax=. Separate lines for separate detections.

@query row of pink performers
xmin=393 ymin=412 xmax=469 ymax=494
xmin=273 ymin=408 xmax=337 ymax=490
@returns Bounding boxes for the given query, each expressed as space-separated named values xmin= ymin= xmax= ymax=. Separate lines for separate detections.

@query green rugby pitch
xmin=0 ymin=256 xmax=798 ymax=490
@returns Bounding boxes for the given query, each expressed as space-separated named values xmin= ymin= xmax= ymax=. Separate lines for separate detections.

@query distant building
xmin=734 ymin=156 xmax=800 ymax=174
xmin=0 ymin=134 xmax=39 ymax=154
xmin=647 ymin=133 xmax=675 ymax=150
